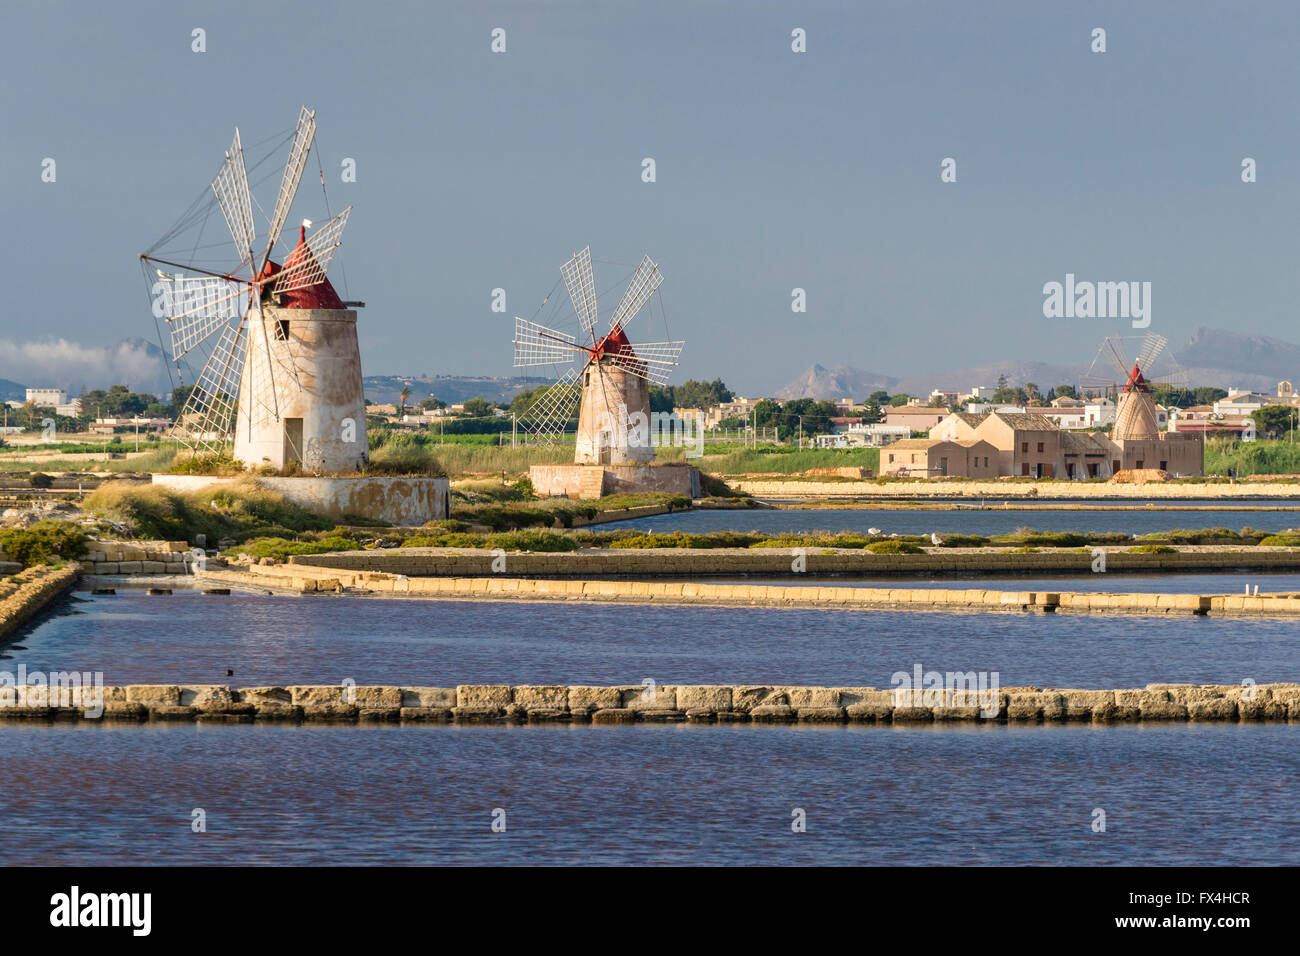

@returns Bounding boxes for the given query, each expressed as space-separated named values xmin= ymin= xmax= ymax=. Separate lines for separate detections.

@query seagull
xmin=931 ymin=532 xmax=944 ymax=546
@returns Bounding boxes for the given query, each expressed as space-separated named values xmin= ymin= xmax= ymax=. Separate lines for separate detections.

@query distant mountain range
xmin=775 ymin=327 xmax=1293 ymax=400
xmin=361 ymin=374 xmax=550 ymax=406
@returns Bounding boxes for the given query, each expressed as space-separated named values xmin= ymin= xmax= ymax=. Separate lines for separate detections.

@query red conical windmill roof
xmin=258 ymin=224 xmax=345 ymax=310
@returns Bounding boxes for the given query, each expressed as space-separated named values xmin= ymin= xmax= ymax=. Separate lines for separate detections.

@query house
xmin=26 ymin=388 xmax=67 ymax=407
xmin=882 ymin=406 xmax=949 ymax=433
xmin=881 ymin=438 xmax=999 ymax=478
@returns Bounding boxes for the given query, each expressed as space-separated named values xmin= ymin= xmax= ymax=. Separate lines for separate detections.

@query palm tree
xmin=398 ymin=385 xmax=411 ymax=416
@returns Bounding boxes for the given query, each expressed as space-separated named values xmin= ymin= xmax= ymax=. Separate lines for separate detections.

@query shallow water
xmin=0 ymin=722 xmax=1295 ymax=865
xmin=7 ymin=589 xmax=1298 ymax=689
xmin=623 ymin=506 xmax=1300 ymax=536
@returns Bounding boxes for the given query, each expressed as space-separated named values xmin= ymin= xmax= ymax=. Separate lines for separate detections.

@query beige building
xmin=883 ymin=406 xmax=950 ymax=433
xmin=881 ymin=438 xmax=999 ymax=478
xmin=925 ymin=407 xmax=1204 ymax=479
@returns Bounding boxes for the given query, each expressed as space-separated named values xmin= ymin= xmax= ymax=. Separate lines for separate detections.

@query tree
xmin=461 ymin=396 xmax=494 ymax=418
xmin=888 ymin=394 xmax=912 ymax=407
xmin=418 ymin=396 xmax=446 ymax=411
xmin=1252 ymin=405 xmax=1295 ymax=438
xmin=398 ymin=385 xmax=412 ymax=416
xmin=1054 ymin=384 xmax=1078 ymax=400
xmin=868 ymin=390 xmax=891 ymax=405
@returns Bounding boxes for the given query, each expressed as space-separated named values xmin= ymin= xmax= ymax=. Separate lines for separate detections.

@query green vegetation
xmin=0 ymin=520 xmax=89 ymax=567
xmin=1205 ymin=439 xmax=1300 ymax=477
xmin=403 ymin=528 xmax=580 ymax=552
xmin=1258 ymin=534 xmax=1300 ymax=547
xmin=366 ymin=441 xmax=447 ymax=477
xmin=607 ymin=531 xmax=765 ymax=550
xmin=990 ymin=531 xmax=1093 ymax=547
xmin=866 ymin=540 xmax=924 ymax=554
xmin=700 ymin=446 xmax=880 ymax=475
xmin=230 ymin=534 xmax=362 ymax=561
xmin=1133 ymin=527 xmax=1266 ymax=545
xmin=83 ymin=478 xmax=333 ymax=542
xmin=1128 ymin=544 xmax=1176 ymax=554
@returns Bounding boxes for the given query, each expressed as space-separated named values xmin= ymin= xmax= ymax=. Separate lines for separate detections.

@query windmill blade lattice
xmin=560 ymin=246 xmax=600 ymax=342
xmin=261 ymin=107 xmax=317 ymax=274
xmin=157 ymin=274 xmax=247 ymax=361
xmin=513 ymin=317 xmax=582 ymax=367
xmin=518 ymin=366 xmax=583 ymax=442
xmin=607 ymin=254 xmax=663 ymax=333
xmin=173 ymin=321 xmax=246 ymax=455
xmin=211 ymin=130 xmax=257 ymax=272
xmin=604 ymin=340 xmax=684 ymax=386
xmin=271 ymin=207 xmax=352 ymax=294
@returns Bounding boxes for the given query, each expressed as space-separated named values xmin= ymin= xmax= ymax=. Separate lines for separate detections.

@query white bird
xmin=868 ymin=527 xmax=882 ymax=536
xmin=931 ymin=532 xmax=944 ymax=546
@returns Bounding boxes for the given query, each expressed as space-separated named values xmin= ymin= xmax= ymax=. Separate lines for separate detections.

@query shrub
xmin=227 ymin=535 xmax=360 ymax=561
xmin=0 ymin=520 xmax=89 ymax=567
xmin=84 ymin=478 xmax=333 ymax=542
xmin=29 ymin=473 xmax=54 ymax=489
xmin=1127 ymin=544 xmax=1176 ymax=554
xmin=1258 ymin=534 xmax=1300 ymax=547
xmin=366 ymin=443 xmax=447 ymax=477
xmin=866 ymin=540 xmax=923 ymax=555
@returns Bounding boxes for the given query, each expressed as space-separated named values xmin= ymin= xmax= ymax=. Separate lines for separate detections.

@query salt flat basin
xmin=0 ymin=722 xmax=1295 ymax=865
xmin=622 ymin=505 xmax=1300 ymax=536
xmin=9 ymin=589 xmax=1299 ymax=689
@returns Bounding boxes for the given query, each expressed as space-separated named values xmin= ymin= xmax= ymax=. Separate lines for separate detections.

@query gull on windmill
xmin=141 ymin=106 xmax=366 ymax=473
xmin=513 ymin=246 xmax=684 ymax=465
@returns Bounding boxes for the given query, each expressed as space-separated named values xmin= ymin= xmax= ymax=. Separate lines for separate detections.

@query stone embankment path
xmin=1 ymin=682 xmax=1295 ymax=725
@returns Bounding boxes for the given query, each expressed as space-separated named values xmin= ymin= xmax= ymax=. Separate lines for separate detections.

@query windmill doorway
xmin=284 ymin=418 xmax=304 ymax=466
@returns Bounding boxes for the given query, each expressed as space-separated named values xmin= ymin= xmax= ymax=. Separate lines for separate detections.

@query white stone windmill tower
xmin=141 ymin=106 xmax=365 ymax=472
xmin=513 ymin=246 xmax=684 ymax=464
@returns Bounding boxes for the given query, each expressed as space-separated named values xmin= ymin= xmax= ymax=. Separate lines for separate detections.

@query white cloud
xmin=0 ymin=338 xmax=169 ymax=395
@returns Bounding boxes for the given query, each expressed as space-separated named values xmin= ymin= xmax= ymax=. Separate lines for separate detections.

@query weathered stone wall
xmin=731 ymin=479 xmax=1300 ymax=499
xmin=530 ymin=464 xmax=699 ymax=500
xmin=199 ymin=562 xmax=1300 ymax=618
xmin=151 ymin=474 xmax=450 ymax=526
xmin=0 ymin=565 xmax=79 ymax=642
xmin=2 ymin=681 xmax=1294 ymax=724
xmin=82 ymin=540 xmax=194 ymax=576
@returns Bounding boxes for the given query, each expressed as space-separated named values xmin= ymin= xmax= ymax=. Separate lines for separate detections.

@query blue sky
xmin=2 ymin=0 xmax=1298 ymax=395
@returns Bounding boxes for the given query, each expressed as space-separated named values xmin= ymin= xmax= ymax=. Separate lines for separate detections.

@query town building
xmin=881 ymin=438 xmax=1000 ymax=478
xmin=882 ymin=405 xmax=949 ymax=433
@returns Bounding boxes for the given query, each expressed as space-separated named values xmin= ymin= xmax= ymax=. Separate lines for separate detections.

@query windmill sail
xmin=603 ymin=339 xmax=684 ymax=385
xmin=157 ymin=273 xmax=247 ymax=361
xmin=560 ymin=246 xmax=600 ymax=342
xmin=607 ymin=254 xmax=662 ymax=333
xmin=260 ymin=107 xmax=317 ymax=273
xmin=518 ymin=366 xmax=582 ymax=441
xmin=172 ymin=321 xmax=246 ymax=455
xmin=270 ymin=207 xmax=351 ymax=294
xmin=211 ymin=129 xmax=257 ymax=272
xmin=513 ymin=317 xmax=582 ymax=367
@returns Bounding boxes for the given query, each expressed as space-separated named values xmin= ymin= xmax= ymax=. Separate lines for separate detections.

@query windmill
xmin=1082 ymin=333 xmax=1188 ymax=440
xmin=141 ymin=106 xmax=366 ymax=472
xmin=513 ymin=246 xmax=684 ymax=464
